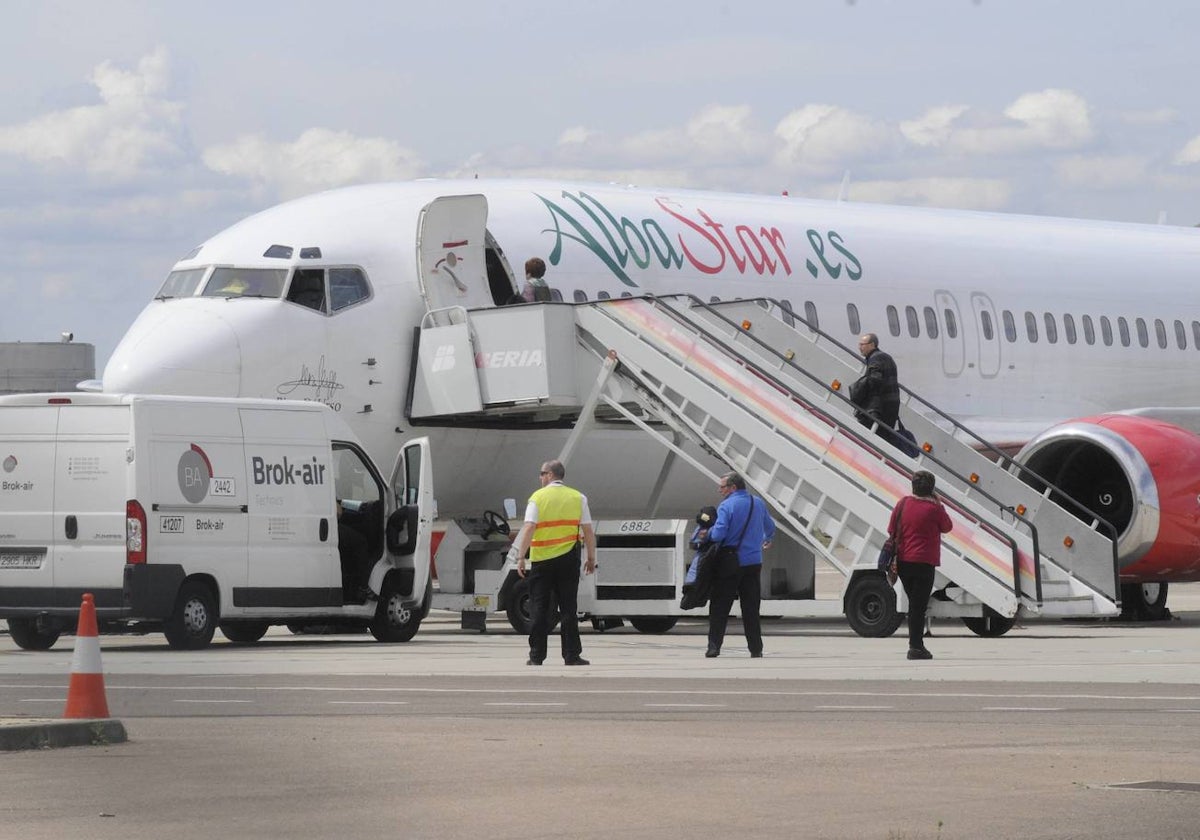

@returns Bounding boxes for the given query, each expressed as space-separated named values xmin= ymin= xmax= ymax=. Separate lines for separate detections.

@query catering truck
xmin=0 ymin=393 xmax=432 ymax=650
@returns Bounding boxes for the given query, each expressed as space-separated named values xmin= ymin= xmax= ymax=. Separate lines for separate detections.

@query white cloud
xmin=950 ymin=89 xmax=1093 ymax=155
xmin=1056 ymin=155 xmax=1148 ymax=189
xmin=202 ymin=128 xmax=425 ymax=198
xmin=1174 ymin=135 xmax=1200 ymax=166
xmin=900 ymin=105 xmax=969 ymax=148
xmin=0 ymin=47 xmax=185 ymax=179
xmin=773 ymin=104 xmax=896 ymax=174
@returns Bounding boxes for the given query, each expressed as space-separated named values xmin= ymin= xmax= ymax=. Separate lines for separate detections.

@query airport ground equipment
xmin=409 ymin=296 xmax=1120 ymax=636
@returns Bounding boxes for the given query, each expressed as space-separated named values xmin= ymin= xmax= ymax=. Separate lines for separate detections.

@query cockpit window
xmin=201 ymin=268 xmax=287 ymax=299
xmin=286 ymin=269 xmax=327 ymax=313
xmin=329 ymin=268 xmax=370 ymax=311
xmin=156 ymin=267 xmax=208 ymax=299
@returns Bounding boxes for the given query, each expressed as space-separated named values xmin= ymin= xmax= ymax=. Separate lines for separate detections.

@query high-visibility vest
xmin=529 ymin=484 xmax=583 ymax=562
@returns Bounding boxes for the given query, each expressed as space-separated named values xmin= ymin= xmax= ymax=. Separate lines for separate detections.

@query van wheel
xmin=505 ymin=577 xmax=559 ymax=635
xmin=220 ymin=621 xmax=270 ymax=644
xmin=370 ymin=576 xmax=422 ymax=643
xmin=629 ymin=616 xmax=678 ymax=634
xmin=164 ymin=581 xmax=218 ymax=650
xmin=845 ymin=574 xmax=904 ymax=638
xmin=7 ymin=618 xmax=61 ymax=651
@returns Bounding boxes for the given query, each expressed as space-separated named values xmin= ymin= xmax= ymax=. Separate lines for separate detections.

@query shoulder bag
xmin=876 ymin=497 xmax=907 ymax=585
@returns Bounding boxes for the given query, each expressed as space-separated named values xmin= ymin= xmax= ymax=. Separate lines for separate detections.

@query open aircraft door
xmin=391 ymin=437 xmax=434 ymax=612
xmin=416 ymin=195 xmax=493 ymax=312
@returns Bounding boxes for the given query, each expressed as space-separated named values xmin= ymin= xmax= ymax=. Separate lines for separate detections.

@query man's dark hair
xmin=542 ymin=459 xmax=565 ymax=480
xmin=721 ymin=472 xmax=746 ymax=490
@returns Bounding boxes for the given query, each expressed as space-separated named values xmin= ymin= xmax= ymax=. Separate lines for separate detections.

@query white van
xmin=0 ymin=394 xmax=433 ymax=650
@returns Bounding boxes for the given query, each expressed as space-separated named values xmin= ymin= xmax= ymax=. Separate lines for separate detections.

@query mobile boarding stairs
xmin=408 ymin=295 xmax=1120 ymax=636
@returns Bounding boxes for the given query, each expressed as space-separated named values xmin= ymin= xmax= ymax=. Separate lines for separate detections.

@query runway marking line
xmin=979 ymin=706 xmax=1064 ymax=711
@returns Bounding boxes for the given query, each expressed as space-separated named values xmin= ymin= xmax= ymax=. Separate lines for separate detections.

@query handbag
xmin=715 ymin=498 xmax=755 ymax=578
xmin=877 ymin=497 xmax=907 ymax=585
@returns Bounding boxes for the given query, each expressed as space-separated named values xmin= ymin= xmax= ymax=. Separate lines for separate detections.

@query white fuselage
xmin=102 ymin=179 xmax=1200 ymax=518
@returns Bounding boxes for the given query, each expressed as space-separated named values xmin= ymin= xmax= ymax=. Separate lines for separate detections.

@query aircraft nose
xmin=103 ymin=306 xmax=242 ymax=396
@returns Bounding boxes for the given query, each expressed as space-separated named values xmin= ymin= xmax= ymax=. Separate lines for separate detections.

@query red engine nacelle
xmin=1017 ymin=414 xmax=1200 ymax=582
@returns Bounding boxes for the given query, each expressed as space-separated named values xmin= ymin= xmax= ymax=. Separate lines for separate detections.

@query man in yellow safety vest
xmin=506 ymin=459 xmax=597 ymax=665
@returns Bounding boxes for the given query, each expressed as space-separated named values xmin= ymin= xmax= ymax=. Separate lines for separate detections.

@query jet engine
xmin=1016 ymin=414 xmax=1200 ymax=591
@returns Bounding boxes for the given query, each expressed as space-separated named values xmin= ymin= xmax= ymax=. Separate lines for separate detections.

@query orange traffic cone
xmin=63 ymin=592 xmax=111 ymax=719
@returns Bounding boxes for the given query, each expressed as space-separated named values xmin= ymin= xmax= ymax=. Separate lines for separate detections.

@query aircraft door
xmin=970 ymin=292 xmax=1002 ymax=378
xmin=389 ymin=437 xmax=434 ymax=609
xmin=934 ymin=290 xmax=965 ymax=378
xmin=417 ymin=195 xmax=492 ymax=312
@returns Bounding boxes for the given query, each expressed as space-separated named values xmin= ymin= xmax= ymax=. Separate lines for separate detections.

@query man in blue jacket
xmin=706 ymin=472 xmax=775 ymax=658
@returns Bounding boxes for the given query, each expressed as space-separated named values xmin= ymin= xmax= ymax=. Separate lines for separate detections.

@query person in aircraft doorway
xmin=521 ymin=257 xmax=553 ymax=302
xmin=850 ymin=332 xmax=904 ymax=446
xmin=506 ymin=459 xmax=597 ymax=666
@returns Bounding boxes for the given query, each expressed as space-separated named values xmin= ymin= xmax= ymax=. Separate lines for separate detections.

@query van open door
xmin=368 ymin=436 xmax=432 ymax=643
xmin=416 ymin=195 xmax=492 ymax=312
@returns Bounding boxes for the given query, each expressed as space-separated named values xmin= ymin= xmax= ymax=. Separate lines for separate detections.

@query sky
xmin=2 ymin=0 xmax=1199 ymax=370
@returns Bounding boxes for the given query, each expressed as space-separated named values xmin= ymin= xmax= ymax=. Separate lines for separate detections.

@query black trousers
xmin=707 ymin=564 xmax=762 ymax=654
xmin=527 ymin=545 xmax=582 ymax=662
xmin=897 ymin=560 xmax=936 ymax=649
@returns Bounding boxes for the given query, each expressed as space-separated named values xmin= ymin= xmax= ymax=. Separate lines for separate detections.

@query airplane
xmin=98 ymin=178 xmax=1200 ymax=620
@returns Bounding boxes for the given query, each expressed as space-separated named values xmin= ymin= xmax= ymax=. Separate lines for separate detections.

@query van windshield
xmin=201 ymin=268 xmax=288 ymax=299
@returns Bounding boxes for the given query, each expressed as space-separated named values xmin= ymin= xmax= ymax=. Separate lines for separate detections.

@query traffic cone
xmin=63 ymin=593 xmax=111 ymax=719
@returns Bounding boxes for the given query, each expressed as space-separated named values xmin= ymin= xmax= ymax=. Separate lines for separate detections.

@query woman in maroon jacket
xmin=887 ymin=470 xmax=953 ymax=660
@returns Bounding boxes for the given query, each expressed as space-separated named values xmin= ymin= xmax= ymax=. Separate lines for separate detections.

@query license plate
xmin=0 ymin=551 xmax=45 ymax=569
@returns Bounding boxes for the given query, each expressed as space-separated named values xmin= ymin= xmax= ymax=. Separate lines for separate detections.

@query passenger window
xmin=1043 ymin=313 xmax=1058 ymax=344
xmin=886 ymin=305 xmax=900 ymax=337
xmin=905 ymin=306 xmax=919 ymax=337
xmin=1135 ymin=317 xmax=1149 ymax=348
xmin=1082 ymin=315 xmax=1095 ymax=345
xmin=1100 ymin=316 xmax=1113 ymax=346
xmin=1193 ymin=321 xmax=1200 ymax=349
xmin=709 ymin=295 xmax=720 ymax=304
xmin=980 ymin=310 xmax=994 ymax=341
xmin=552 ymin=288 xmax=566 ymax=301
xmin=1175 ymin=320 xmax=1187 ymax=350
xmin=923 ymin=306 xmax=939 ymax=339
xmin=779 ymin=299 xmax=795 ymax=327
xmin=329 ymin=268 xmax=370 ymax=311
xmin=1155 ymin=319 xmax=1167 ymax=349
xmin=597 ymin=290 xmax=611 ymax=300
xmin=1002 ymin=310 xmax=1017 ymax=342
xmin=1063 ymin=313 xmax=1076 ymax=344
xmin=573 ymin=289 xmax=588 ymax=303
xmin=333 ymin=446 xmax=382 ymax=506
xmin=804 ymin=301 xmax=819 ymax=329
xmin=1118 ymin=317 xmax=1130 ymax=347
xmin=847 ymin=303 xmax=861 ymax=335
xmin=286 ymin=269 xmax=327 ymax=313
xmin=943 ymin=308 xmax=957 ymax=339
xmin=1025 ymin=311 xmax=1038 ymax=343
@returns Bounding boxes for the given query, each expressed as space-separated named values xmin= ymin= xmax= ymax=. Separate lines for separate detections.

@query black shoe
xmin=705 ymin=647 xmax=720 ymax=658
xmin=750 ymin=651 xmax=763 ymax=658
xmin=564 ymin=657 xmax=590 ymax=666
xmin=526 ymin=658 xmax=543 ymax=666
xmin=907 ymin=648 xmax=933 ymax=660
